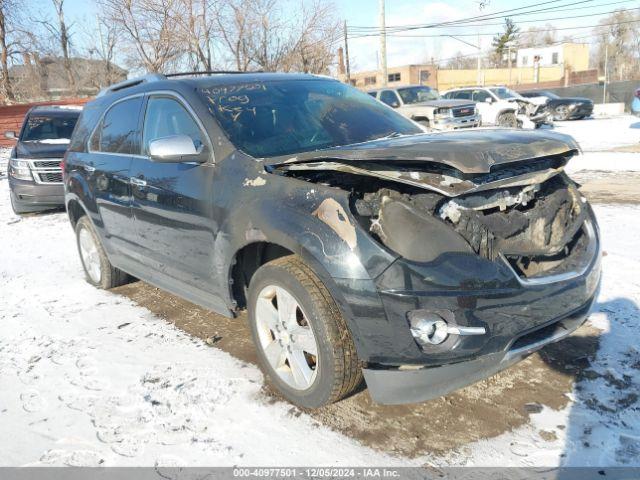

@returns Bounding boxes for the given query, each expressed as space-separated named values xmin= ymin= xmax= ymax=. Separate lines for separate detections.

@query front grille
xmin=33 ymin=160 xmax=61 ymax=168
xmin=452 ymin=105 xmax=475 ymax=117
xmin=37 ymin=171 xmax=63 ymax=183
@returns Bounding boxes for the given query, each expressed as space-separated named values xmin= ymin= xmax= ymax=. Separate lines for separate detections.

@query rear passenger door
xmin=129 ymin=93 xmax=218 ymax=296
xmin=88 ymin=95 xmax=143 ymax=256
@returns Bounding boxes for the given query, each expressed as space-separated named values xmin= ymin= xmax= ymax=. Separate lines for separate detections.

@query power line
xmin=348 ymin=17 xmax=640 ymax=40
xmin=348 ymin=0 xmax=598 ymax=32
xmin=352 ymin=4 xmax=639 ymax=31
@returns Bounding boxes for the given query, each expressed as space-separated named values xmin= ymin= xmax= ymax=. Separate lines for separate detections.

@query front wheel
xmin=247 ymin=255 xmax=362 ymax=408
xmin=496 ymin=111 xmax=518 ymax=128
xmin=554 ymin=105 xmax=570 ymax=121
xmin=75 ymin=216 xmax=129 ymax=289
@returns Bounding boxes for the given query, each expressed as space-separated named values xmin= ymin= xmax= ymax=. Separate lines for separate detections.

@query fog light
xmin=408 ymin=311 xmax=450 ymax=345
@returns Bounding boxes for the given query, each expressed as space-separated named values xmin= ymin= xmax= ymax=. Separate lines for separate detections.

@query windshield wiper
xmin=377 ymin=131 xmax=403 ymax=140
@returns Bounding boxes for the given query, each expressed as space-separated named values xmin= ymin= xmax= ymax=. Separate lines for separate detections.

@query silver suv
xmin=368 ymin=85 xmax=480 ymax=131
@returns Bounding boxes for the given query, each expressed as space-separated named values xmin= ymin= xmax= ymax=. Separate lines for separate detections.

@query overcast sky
xmin=48 ymin=0 xmax=634 ymax=72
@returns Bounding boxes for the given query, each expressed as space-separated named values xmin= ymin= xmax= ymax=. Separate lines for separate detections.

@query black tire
xmin=10 ymin=190 xmax=47 ymax=215
xmin=554 ymin=105 xmax=570 ymax=121
xmin=75 ymin=216 xmax=129 ymax=289
xmin=247 ymin=255 xmax=362 ymax=408
xmin=496 ymin=111 xmax=518 ymax=128
xmin=415 ymin=118 xmax=430 ymax=129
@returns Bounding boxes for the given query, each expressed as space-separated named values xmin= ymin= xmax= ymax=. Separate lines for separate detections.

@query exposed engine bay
xmin=270 ymin=146 xmax=591 ymax=281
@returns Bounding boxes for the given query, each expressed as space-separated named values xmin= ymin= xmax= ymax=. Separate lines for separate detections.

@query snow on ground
xmin=553 ymin=115 xmax=640 ymax=152
xmin=428 ymin=204 xmax=640 ymax=467
xmin=566 ymin=152 xmax=640 ymax=173
xmin=1 ymin=116 xmax=639 ymax=467
xmin=0 ymin=179 xmax=405 ymax=467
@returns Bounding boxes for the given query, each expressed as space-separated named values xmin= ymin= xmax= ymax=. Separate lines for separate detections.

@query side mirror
xmin=4 ymin=131 xmax=15 ymax=139
xmin=390 ymin=101 xmax=400 ymax=108
xmin=148 ymin=134 xmax=207 ymax=163
xmin=484 ymin=97 xmax=493 ymax=104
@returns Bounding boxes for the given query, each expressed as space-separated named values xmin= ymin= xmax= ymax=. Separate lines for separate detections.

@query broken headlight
xmin=8 ymin=158 xmax=32 ymax=181
xmin=361 ymin=193 xmax=473 ymax=263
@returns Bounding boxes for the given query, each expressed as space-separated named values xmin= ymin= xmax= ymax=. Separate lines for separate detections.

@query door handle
xmin=130 ymin=177 xmax=147 ymax=187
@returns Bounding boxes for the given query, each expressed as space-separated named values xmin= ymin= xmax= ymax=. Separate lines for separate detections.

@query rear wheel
xmin=248 ymin=255 xmax=362 ymax=408
xmin=75 ymin=216 xmax=129 ymax=289
xmin=496 ymin=111 xmax=518 ymax=128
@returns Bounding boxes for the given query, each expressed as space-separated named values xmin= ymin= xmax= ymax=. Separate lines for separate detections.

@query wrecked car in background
xmin=64 ymin=73 xmax=601 ymax=408
xmin=367 ymin=85 xmax=480 ymax=131
xmin=443 ymin=86 xmax=552 ymax=129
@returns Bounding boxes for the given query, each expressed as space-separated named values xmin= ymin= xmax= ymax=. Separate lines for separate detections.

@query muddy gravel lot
xmin=111 ymin=178 xmax=632 ymax=459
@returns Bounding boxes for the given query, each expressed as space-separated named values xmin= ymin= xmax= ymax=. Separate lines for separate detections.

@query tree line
xmin=0 ymin=0 xmax=340 ymax=102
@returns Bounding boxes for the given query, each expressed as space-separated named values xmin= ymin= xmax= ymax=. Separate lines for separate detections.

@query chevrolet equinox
xmin=64 ymin=72 xmax=601 ymax=408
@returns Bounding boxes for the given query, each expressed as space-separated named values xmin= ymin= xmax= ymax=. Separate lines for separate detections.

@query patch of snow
xmin=0 ymin=179 xmax=406 ymax=467
xmin=31 ymin=138 xmax=70 ymax=145
xmin=553 ymin=115 xmax=640 ymax=152
xmin=566 ymin=152 xmax=640 ymax=173
xmin=425 ymin=204 xmax=640 ymax=467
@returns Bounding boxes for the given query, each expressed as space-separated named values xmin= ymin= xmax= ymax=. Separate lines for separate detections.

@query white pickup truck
xmin=367 ymin=85 xmax=480 ymax=131
xmin=442 ymin=86 xmax=552 ymax=129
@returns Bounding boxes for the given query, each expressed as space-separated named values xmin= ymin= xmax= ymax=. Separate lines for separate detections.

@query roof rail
xmin=165 ymin=70 xmax=264 ymax=78
xmin=96 ymin=73 xmax=167 ymax=97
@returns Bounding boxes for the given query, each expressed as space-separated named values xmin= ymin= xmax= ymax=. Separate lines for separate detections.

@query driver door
xmin=128 ymin=94 xmax=219 ymax=297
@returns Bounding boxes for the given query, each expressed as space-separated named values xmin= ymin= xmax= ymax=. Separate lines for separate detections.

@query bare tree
xmin=36 ymin=0 xmax=77 ymax=95
xmin=593 ymin=10 xmax=640 ymax=79
xmin=99 ymin=0 xmax=186 ymax=73
xmin=81 ymin=14 xmax=122 ymax=89
xmin=177 ymin=0 xmax=216 ymax=70
xmin=444 ymin=51 xmax=477 ymax=70
xmin=519 ymin=24 xmax=558 ymax=49
xmin=285 ymin=0 xmax=340 ymax=74
xmin=215 ymin=0 xmax=253 ymax=71
xmin=0 ymin=0 xmax=15 ymax=101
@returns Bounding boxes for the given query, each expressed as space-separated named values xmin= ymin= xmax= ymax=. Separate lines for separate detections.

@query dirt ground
xmin=112 ymin=176 xmax=636 ymax=459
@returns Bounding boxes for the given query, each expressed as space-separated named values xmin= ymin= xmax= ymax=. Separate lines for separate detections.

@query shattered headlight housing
xmin=8 ymin=158 xmax=32 ymax=181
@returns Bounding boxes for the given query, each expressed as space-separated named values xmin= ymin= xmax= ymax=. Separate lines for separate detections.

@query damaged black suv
xmin=64 ymin=73 xmax=601 ymax=408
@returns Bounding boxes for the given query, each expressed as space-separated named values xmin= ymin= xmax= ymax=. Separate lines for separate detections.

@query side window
xmin=379 ymin=90 xmax=400 ymax=107
xmin=472 ymin=90 xmax=490 ymax=102
xmin=93 ymin=97 xmax=143 ymax=154
xmin=143 ymin=96 xmax=204 ymax=153
xmin=454 ymin=90 xmax=472 ymax=100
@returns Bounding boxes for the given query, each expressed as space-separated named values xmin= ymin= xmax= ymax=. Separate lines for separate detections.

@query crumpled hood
xmin=15 ymin=141 xmax=69 ymax=159
xmin=268 ymin=129 xmax=579 ymax=174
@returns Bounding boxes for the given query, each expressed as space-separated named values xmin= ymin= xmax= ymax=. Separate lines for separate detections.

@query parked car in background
xmin=519 ymin=90 xmax=593 ymax=121
xmin=632 ymin=87 xmax=640 ymax=117
xmin=442 ymin=86 xmax=551 ymax=129
xmin=6 ymin=105 xmax=81 ymax=214
xmin=367 ymin=85 xmax=480 ymax=130
xmin=65 ymin=72 xmax=600 ymax=408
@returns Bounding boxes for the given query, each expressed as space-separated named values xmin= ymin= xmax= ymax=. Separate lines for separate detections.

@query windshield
xmin=396 ymin=86 xmax=440 ymax=104
xmin=489 ymin=87 xmax=522 ymax=100
xmin=199 ymin=79 xmax=422 ymax=158
xmin=22 ymin=114 xmax=78 ymax=142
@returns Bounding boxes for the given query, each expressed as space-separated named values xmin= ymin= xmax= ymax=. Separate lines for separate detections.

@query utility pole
xmin=344 ymin=20 xmax=351 ymax=83
xmin=379 ymin=0 xmax=388 ymax=86
xmin=603 ymin=43 xmax=608 ymax=104
xmin=476 ymin=1 xmax=489 ymax=86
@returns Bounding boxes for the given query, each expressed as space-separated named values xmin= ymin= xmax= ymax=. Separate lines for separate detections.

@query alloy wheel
xmin=79 ymin=227 xmax=102 ymax=283
xmin=254 ymin=285 xmax=319 ymax=390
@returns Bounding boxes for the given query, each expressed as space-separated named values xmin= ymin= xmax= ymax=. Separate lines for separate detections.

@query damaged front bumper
xmin=363 ymin=296 xmax=595 ymax=404
xmin=363 ymin=215 xmax=601 ymax=405
xmin=432 ymin=114 xmax=481 ymax=131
